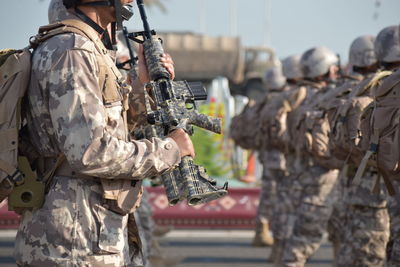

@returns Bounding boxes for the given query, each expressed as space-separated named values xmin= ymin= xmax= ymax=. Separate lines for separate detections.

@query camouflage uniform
xmin=336 ymin=169 xmax=389 ymax=267
xmin=335 ymin=73 xmax=389 ymax=267
xmin=270 ymin=84 xmax=310 ymax=264
xmin=387 ymin=181 xmax=400 ymax=267
xmin=257 ymin=149 xmax=286 ymax=229
xmin=14 ymin=13 xmax=181 ymax=267
xmin=281 ymin=82 xmax=341 ymax=267
xmin=134 ymin=188 xmax=155 ymax=266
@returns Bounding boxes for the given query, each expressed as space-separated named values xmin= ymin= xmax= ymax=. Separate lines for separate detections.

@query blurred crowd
xmin=230 ymin=25 xmax=400 ymax=267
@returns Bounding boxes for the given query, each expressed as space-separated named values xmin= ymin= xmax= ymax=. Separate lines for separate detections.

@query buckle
xmin=8 ymin=169 xmax=25 ymax=186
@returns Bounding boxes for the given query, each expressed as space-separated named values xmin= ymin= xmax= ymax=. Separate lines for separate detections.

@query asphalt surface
xmin=0 ymin=230 xmax=333 ymax=267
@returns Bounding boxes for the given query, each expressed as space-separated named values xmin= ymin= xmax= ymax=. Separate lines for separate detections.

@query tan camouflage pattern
xmin=282 ymin=166 xmax=339 ymax=267
xmin=15 ymin=176 xmax=131 ymax=266
xmin=15 ymin=16 xmax=181 ymax=265
xmin=280 ymin=80 xmax=344 ymax=267
xmin=387 ymin=186 xmax=400 ymax=267
xmin=134 ymin=188 xmax=155 ymax=265
xmin=336 ymin=169 xmax=389 ymax=267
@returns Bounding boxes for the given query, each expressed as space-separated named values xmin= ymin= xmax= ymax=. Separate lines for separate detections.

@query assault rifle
xmin=128 ymin=0 xmax=228 ymax=206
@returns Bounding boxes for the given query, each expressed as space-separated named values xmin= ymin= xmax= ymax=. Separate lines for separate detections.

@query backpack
xmin=352 ymin=70 xmax=398 ymax=194
xmin=258 ymin=89 xmax=293 ymax=152
xmin=289 ymin=79 xmax=355 ymax=169
xmin=0 ymin=49 xmax=33 ymax=205
xmin=230 ymin=97 xmax=268 ymax=150
xmin=0 ymin=19 xmax=124 ymax=210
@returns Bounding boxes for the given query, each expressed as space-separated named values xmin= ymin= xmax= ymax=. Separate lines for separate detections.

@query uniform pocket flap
xmin=96 ymin=205 xmax=128 ymax=254
xmin=0 ymin=128 xmax=18 ymax=152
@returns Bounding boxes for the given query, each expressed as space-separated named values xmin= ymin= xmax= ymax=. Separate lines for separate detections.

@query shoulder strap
xmin=33 ymin=19 xmax=122 ymax=81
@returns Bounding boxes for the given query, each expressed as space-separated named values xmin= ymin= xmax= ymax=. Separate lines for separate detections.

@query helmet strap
xmin=74 ymin=7 xmax=114 ymax=50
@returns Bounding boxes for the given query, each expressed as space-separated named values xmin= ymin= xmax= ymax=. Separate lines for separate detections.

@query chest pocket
xmin=98 ymin=63 xmax=123 ymax=105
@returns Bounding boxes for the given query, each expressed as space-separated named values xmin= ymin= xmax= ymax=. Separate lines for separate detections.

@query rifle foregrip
xmin=190 ymin=112 xmax=222 ymax=134
xmin=143 ymin=37 xmax=170 ymax=81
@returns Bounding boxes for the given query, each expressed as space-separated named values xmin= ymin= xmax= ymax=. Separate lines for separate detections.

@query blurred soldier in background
xmin=372 ymin=25 xmax=400 ymax=267
xmin=335 ymin=34 xmax=389 ymax=267
xmin=281 ymin=47 xmax=341 ymax=267
xmin=268 ymin=54 xmax=303 ymax=265
xmin=252 ymin=66 xmax=288 ymax=247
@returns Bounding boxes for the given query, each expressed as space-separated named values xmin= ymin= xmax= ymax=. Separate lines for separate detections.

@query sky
xmin=0 ymin=0 xmax=399 ymax=63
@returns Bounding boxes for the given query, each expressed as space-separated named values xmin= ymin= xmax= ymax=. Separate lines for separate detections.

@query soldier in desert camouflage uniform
xmin=252 ymin=66 xmax=288 ymax=247
xmin=335 ymin=34 xmax=389 ymax=267
xmin=14 ymin=0 xmax=194 ymax=266
xmin=371 ymin=25 xmax=400 ymax=267
xmin=281 ymin=47 xmax=341 ymax=267
xmin=267 ymin=55 xmax=303 ymax=264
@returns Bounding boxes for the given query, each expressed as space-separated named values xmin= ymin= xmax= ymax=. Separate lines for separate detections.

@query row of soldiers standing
xmin=230 ymin=24 xmax=400 ymax=267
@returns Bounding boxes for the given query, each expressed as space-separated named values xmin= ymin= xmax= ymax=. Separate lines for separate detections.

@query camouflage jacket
xmin=14 ymin=16 xmax=180 ymax=266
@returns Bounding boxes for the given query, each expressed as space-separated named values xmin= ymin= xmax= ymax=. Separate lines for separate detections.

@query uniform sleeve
xmin=48 ymin=49 xmax=181 ymax=179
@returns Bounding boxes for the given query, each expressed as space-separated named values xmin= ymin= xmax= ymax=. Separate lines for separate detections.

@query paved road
xmin=0 ymin=230 xmax=333 ymax=267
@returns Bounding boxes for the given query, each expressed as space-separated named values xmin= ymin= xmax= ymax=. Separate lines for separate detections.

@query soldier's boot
xmin=269 ymin=239 xmax=284 ymax=266
xmin=252 ymin=219 xmax=274 ymax=247
xmin=153 ymin=224 xmax=174 ymax=237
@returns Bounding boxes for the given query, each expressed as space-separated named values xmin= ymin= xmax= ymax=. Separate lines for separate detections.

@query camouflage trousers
xmin=135 ymin=188 xmax=155 ymax=262
xmin=14 ymin=176 xmax=136 ymax=267
xmin=256 ymin=169 xmax=285 ymax=226
xmin=387 ymin=182 xmax=400 ymax=267
xmin=272 ymin=170 xmax=303 ymax=242
xmin=336 ymin=170 xmax=389 ymax=267
xmin=327 ymin=174 xmax=347 ymax=265
xmin=282 ymin=165 xmax=339 ymax=267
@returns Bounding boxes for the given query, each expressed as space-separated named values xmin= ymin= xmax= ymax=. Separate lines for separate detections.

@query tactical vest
xmin=33 ymin=19 xmax=142 ymax=214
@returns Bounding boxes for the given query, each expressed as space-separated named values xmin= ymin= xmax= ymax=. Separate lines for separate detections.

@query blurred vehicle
xmin=156 ymin=32 xmax=279 ymax=100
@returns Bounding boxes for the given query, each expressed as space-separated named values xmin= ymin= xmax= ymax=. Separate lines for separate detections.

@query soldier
xmin=14 ymin=0 xmax=195 ymax=266
xmin=268 ymin=54 xmax=303 ymax=264
xmin=252 ymin=66 xmax=288 ymax=247
xmin=281 ymin=46 xmax=341 ymax=267
xmin=335 ymin=34 xmax=389 ymax=267
xmin=371 ymin=25 xmax=400 ymax=267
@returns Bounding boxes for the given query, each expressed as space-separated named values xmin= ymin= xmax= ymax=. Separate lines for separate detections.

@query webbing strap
xmin=44 ymin=154 xmax=66 ymax=189
xmin=352 ymin=128 xmax=379 ymax=187
xmin=372 ymin=175 xmax=381 ymax=195
xmin=36 ymin=19 xmax=122 ymax=81
xmin=61 ymin=19 xmax=122 ymax=81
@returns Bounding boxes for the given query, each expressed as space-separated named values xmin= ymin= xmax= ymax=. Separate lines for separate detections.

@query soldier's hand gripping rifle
xmin=128 ymin=0 xmax=228 ymax=206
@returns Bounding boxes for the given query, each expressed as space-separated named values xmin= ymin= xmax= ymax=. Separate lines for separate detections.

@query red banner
xmin=0 ymin=187 xmax=260 ymax=230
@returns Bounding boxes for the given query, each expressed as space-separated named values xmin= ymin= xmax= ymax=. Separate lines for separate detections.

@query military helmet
xmin=49 ymin=0 xmax=71 ymax=23
xmin=349 ymin=35 xmax=377 ymax=67
xmin=282 ymin=55 xmax=302 ymax=79
xmin=264 ymin=66 xmax=286 ymax=91
xmin=62 ymin=0 xmax=133 ymax=30
xmin=300 ymin=46 xmax=338 ymax=79
xmin=375 ymin=25 xmax=400 ymax=63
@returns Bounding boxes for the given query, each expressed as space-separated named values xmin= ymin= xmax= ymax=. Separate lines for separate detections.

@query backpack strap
xmin=32 ymin=19 xmax=122 ymax=81
xmin=352 ymin=128 xmax=379 ymax=187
